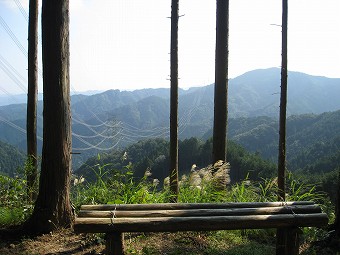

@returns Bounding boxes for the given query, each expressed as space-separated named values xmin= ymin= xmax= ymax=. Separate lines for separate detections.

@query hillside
xmin=223 ymin=111 xmax=340 ymax=167
xmin=0 ymin=68 xmax=339 ymax=168
xmin=0 ymin=140 xmax=25 ymax=176
xmin=75 ymin=137 xmax=276 ymax=184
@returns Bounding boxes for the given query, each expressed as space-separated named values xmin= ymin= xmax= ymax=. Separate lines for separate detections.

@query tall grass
xmin=0 ymin=158 xmax=334 ymax=245
xmin=0 ymin=172 xmax=34 ymax=227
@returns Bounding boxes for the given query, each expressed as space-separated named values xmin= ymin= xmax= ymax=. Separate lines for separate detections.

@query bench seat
xmin=74 ymin=201 xmax=328 ymax=255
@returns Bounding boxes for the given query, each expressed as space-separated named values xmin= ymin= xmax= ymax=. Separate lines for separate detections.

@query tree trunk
xmin=335 ymin=168 xmax=340 ymax=236
xmin=24 ymin=0 xmax=73 ymax=233
xmin=169 ymin=0 xmax=179 ymax=202
xmin=212 ymin=0 xmax=229 ymax=164
xmin=26 ymin=0 xmax=39 ymax=202
xmin=276 ymin=0 xmax=288 ymax=254
xmin=278 ymin=0 xmax=288 ymax=202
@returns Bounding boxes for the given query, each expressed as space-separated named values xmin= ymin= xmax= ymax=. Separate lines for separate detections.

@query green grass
xmin=0 ymin=160 xmax=335 ymax=254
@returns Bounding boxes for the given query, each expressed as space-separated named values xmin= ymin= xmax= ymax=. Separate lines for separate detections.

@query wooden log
xmin=276 ymin=228 xmax=287 ymax=255
xmin=74 ymin=213 xmax=328 ymax=233
xmin=77 ymin=205 xmax=321 ymax=218
xmin=286 ymin=227 xmax=300 ymax=255
xmin=106 ymin=232 xmax=124 ymax=255
xmin=80 ymin=201 xmax=314 ymax=211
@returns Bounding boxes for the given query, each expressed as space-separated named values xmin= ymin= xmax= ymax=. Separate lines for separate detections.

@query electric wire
xmin=0 ymin=53 xmax=27 ymax=84
xmin=0 ymin=115 xmax=43 ymax=141
xmin=0 ymin=58 xmax=27 ymax=93
xmin=0 ymin=15 xmax=28 ymax=58
xmin=13 ymin=0 xmax=28 ymax=22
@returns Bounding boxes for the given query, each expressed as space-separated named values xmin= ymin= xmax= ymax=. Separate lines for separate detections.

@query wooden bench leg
xmin=276 ymin=228 xmax=287 ymax=255
xmin=106 ymin=232 xmax=125 ymax=255
xmin=286 ymin=227 xmax=300 ymax=255
xmin=276 ymin=228 xmax=300 ymax=255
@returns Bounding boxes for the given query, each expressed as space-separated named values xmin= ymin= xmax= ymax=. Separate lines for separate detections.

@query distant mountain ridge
xmin=0 ymin=68 xmax=339 ymax=160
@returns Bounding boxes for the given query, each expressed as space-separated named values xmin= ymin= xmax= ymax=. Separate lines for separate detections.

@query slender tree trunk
xmin=24 ymin=0 xmax=73 ymax=233
xmin=212 ymin=0 xmax=229 ymax=164
xmin=26 ymin=0 xmax=39 ymax=202
xmin=278 ymin=0 xmax=288 ymax=202
xmin=169 ymin=0 xmax=179 ymax=202
xmin=335 ymin=168 xmax=340 ymax=237
xmin=276 ymin=0 xmax=288 ymax=254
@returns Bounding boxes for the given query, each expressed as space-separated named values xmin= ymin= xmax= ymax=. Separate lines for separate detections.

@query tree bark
xmin=277 ymin=0 xmax=288 ymax=254
xmin=26 ymin=0 xmax=39 ymax=202
xmin=335 ymin=168 xmax=340 ymax=236
xmin=24 ymin=0 xmax=73 ymax=233
xmin=212 ymin=0 xmax=229 ymax=164
xmin=278 ymin=0 xmax=288 ymax=201
xmin=169 ymin=0 xmax=179 ymax=202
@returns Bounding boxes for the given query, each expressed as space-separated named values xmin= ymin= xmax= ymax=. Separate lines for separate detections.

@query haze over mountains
xmin=0 ymin=67 xmax=339 ymax=171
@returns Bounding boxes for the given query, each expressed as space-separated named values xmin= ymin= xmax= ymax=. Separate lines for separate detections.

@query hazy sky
xmin=0 ymin=0 xmax=339 ymax=95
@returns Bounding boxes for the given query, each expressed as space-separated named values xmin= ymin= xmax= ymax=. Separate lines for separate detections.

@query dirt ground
xmin=0 ymin=229 xmax=105 ymax=255
xmin=0 ymin=228 xmax=338 ymax=255
xmin=0 ymin=229 xmax=211 ymax=255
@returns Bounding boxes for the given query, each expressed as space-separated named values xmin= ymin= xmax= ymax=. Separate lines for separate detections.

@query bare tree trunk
xmin=335 ymin=168 xmax=340 ymax=237
xmin=26 ymin=0 xmax=39 ymax=202
xmin=278 ymin=0 xmax=288 ymax=202
xmin=169 ymin=0 xmax=179 ymax=202
xmin=276 ymin=0 xmax=288 ymax=254
xmin=25 ymin=0 xmax=73 ymax=233
xmin=212 ymin=0 xmax=229 ymax=164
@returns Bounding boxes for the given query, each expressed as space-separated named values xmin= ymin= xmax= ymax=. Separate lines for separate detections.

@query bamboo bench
xmin=74 ymin=201 xmax=328 ymax=255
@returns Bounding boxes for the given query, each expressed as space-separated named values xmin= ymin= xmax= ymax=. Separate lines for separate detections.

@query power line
xmin=0 ymin=58 xmax=27 ymax=93
xmin=0 ymin=53 xmax=27 ymax=83
xmin=13 ymin=0 xmax=29 ymax=22
xmin=0 ymin=15 xmax=28 ymax=59
xmin=0 ymin=115 xmax=43 ymax=141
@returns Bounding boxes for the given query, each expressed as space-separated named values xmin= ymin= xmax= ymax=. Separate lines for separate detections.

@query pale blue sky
xmin=0 ymin=0 xmax=339 ymax=95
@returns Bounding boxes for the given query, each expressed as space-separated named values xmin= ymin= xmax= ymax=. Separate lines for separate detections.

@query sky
xmin=0 ymin=0 xmax=339 ymax=95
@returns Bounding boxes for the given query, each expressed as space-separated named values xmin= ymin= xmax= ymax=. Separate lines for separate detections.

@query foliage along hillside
xmin=0 ymin=140 xmax=25 ymax=177
xmin=1 ymin=68 xmax=340 ymax=152
xmin=75 ymin=137 xmax=276 ymax=184
xmin=201 ymin=110 xmax=340 ymax=170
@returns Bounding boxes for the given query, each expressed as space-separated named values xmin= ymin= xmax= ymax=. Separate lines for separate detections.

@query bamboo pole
xmin=80 ymin=201 xmax=314 ymax=211
xmin=78 ymin=205 xmax=321 ymax=218
xmin=74 ymin=213 xmax=328 ymax=233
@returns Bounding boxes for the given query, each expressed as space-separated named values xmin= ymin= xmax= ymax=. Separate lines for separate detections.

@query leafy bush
xmin=0 ymin=174 xmax=33 ymax=227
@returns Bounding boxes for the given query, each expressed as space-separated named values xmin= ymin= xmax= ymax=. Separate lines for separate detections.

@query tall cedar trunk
xmin=169 ymin=0 xmax=179 ymax=202
xmin=26 ymin=0 xmax=39 ymax=202
xmin=212 ymin=0 xmax=229 ymax=164
xmin=278 ymin=0 xmax=288 ymax=202
xmin=336 ymin=169 xmax=340 ymax=236
xmin=276 ymin=0 xmax=288 ymax=254
xmin=24 ymin=0 xmax=73 ymax=233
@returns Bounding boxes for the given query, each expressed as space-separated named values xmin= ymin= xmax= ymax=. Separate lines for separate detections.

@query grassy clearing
xmin=0 ymin=160 xmax=336 ymax=254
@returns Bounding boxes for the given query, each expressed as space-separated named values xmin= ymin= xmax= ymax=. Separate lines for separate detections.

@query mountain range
xmin=0 ymin=67 xmax=339 ymax=169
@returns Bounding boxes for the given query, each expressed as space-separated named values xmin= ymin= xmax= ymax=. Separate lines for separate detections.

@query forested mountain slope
xmin=0 ymin=68 xmax=339 ymax=170
xmin=225 ymin=111 xmax=340 ymax=171
xmin=0 ymin=140 xmax=25 ymax=176
xmin=75 ymin=138 xmax=276 ymax=184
